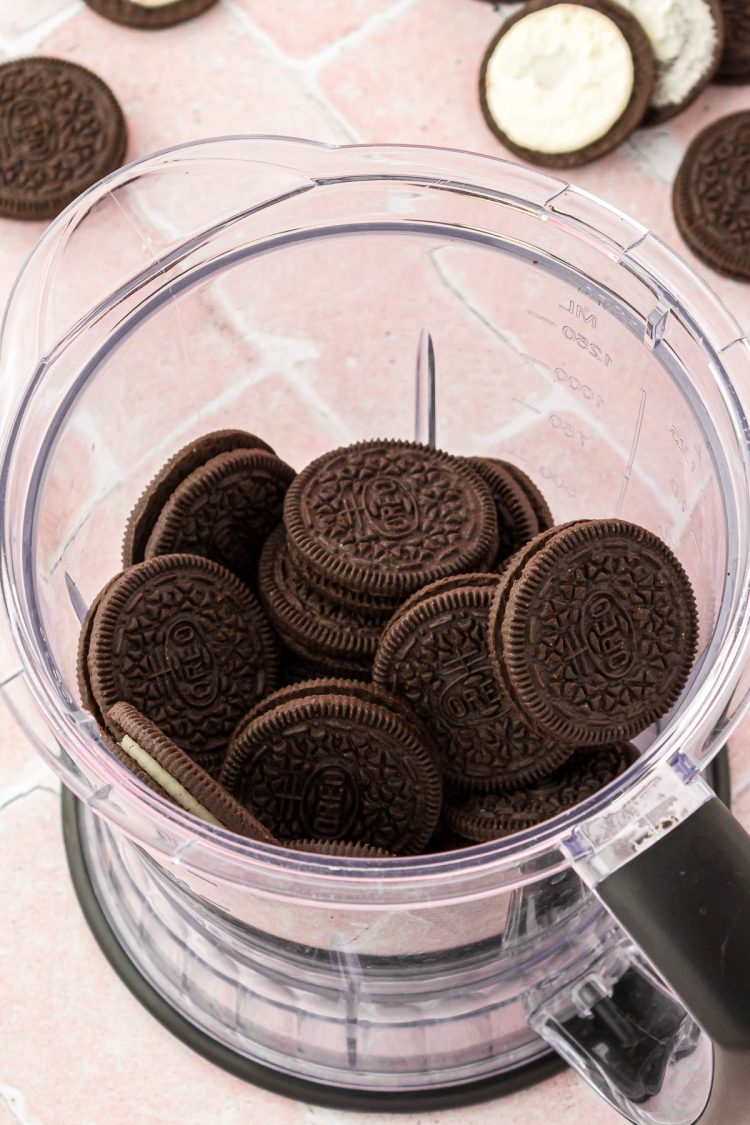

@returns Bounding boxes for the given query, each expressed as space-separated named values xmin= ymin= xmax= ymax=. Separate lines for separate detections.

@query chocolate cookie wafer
xmin=486 ymin=460 xmax=553 ymax=532
xmin=479 ymin=0 xmax=655 ymax=168
xmin=258 ymin=526 xmax=385 ymax=664
xmin=229 ymin=677 xmax=440 ymax=771
xmin=445 ymin=743 xmax=639 ymax=841
xmin=89 ymin=553 xmax=279 ymax=768
xmin=77 ymin=581 xmax=117 ymax=727
xmin=84 ymin=0 xmax=218 ymax=29
xmin=463 ymin=458 xmax=539 ymax=564
xmin=220 ymin=691 xmax=442 ymax=854
xmin=382 ymin=572 xmax=502 ymax=632
xmin=99 ymin=722 xmax=163 ymax=795
xmin=491 ymin=520 xmax=698 ymax=746
xmin=373 ymin=575 xmax=573 ymax=792
xmin=0 ymin=58 xmax=127 ymax=220
xmin=108 ymin=702 xmax=278 ymax=842
xmin=716 ymin=0 xmax=750 ymax=83
xmin=284 ymin=440 xmax=498 ymax=598
xmin=674 ymin=111 xmax=750 ymax=281
xmin=123 ymin=429 xmax=276 ymax=566
xmin=144 ymin=449 xmax=295 ymax=587
xmin=488 ymin=520 xmax=588 ymax=706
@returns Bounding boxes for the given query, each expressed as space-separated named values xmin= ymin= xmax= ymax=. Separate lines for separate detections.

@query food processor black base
xmin=60 ymin=751 xmax=732 ymax=1113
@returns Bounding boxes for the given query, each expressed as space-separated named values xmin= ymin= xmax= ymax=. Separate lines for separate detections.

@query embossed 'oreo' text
xmin=162 ymin=615 xmax=219 ymax=709
xmin=362 ymin=476 xmax=419 ymax=539
xmin=301 ymin=761 xmax=359 ymax=838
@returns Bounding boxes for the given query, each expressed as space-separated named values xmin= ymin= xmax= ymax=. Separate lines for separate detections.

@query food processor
xmin=1 ymin=137 xmax=750 ymax=1124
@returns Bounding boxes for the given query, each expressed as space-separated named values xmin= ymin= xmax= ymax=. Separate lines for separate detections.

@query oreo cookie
xmin=490 ymin=520 xmax=698 ymax=746
xmin=0 ymin=57 xmax=127 ymax=220
xmin=123 ymin=429 xmax=275 ymax=567
xmin=107 ymin=702 xmax=277 ymax=842
xmin=373 ymin=576 xmax=573 ymax=791
xmin=486 ymin=460 xmax=553 ymax=533
xmin=257 ymin=526 xmax=385 ymax=664
xmin=445 ymin=743 xmax=639 ymax=841
xmin=77 ymin=582 xmax=116 ymax=727
xmin=88 ymin=553 xmax=279 ymax=770
xmin=230 ymin=677 xmax=440 ymax=770
xmin=144 ymin=449 xmax=295 ymax=587
xmin=615 ymin=0 xmax=724 ymax=123
xmin=479 ymin=0 xmax=655 ymax=168
xmin=464 ymin=458 xmax=539 ymax=565
xmin=84 ymin=0 xmax=218 ymax=29
xmin=284 ymin=440 xmax=498 ymax=598
xmin=716 ymin=0 xmax=750 ymax=83
xmin=674 ymin=111 xmax=750 ymax=281
xmin=220 ymin=691 xmax=442 ymax=855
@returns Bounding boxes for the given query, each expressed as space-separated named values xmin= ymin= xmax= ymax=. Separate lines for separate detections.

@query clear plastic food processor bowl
xmin=2 ymin=138 xmax=750 ymax=1124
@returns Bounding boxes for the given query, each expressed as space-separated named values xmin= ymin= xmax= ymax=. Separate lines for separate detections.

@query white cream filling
xmin=615 ymin=0 xmax=717 ymax=109
xmin=119 ymin=733 xmax=225 ymax=827
xmin=130 ymin=1 xmax=185 ymax=9
xmin=484 ymin=4 xmax=635 ymax=154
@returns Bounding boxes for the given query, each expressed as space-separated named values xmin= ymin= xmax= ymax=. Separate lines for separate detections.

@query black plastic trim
xmin=599 ymin=794 xmax=750 ymax=1050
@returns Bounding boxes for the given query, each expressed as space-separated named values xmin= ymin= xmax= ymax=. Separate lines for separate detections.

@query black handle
xmin=597 ymin=796 xmax=750 ymax=1122
xmin=598 ymin=796 xmax=750 ymax=1051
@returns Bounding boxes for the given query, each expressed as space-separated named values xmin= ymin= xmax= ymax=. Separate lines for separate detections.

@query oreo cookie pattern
xmin=144 ymin=450 xmax=295 ymax=587
xmin=123 ymin=429 xmax=276 ymax=567
xmin=373 ymin=578 xmax=572 ymax=791
xmin=0 ymin=57 xmax=127 ymax=220
xmin=445 ymin=743 xmax=638 ymax=841
xmin=221 ymin=694 xmax=442 ymax=854
xmin=284 ymin=440 xmax=498 ymax=597
xmin=89 ymin=554 xmax=279 ymax=759
xmin=493 ymin=520 xmax=698 ymax=745
xmin=674 ymin=111 xmax=750 ymax=280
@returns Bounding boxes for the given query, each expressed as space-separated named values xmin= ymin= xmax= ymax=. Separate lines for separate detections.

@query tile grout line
xmin=221 ymin=0 xmax=387 ymax=144
xmin=0 ymin=1 xmax=82 ymax=56
xmin=304 ymin=0 xmax=418 ymax=70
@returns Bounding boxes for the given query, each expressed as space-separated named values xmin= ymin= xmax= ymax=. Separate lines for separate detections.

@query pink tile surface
xmin=0 ymin=2 xmax=750 ymax=1123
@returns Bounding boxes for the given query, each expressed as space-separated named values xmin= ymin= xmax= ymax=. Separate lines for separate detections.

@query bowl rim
xmin=1 ymin=135 xmax=749 ymax=896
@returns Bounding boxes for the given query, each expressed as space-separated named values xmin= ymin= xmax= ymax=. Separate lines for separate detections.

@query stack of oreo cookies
xmin=77 ymin=431 xmax=699 ymax=857
xmin=257 ymin=441 xmax=551 ymax=682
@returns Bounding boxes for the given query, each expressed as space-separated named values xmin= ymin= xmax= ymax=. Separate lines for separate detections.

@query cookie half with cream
xmin=108 ymin=702 xmax=278 ymax=842
xmin=479 ymin=0 xmax=655 ymax=167
xmin=84 ymin=0 xmax=218 ymax=29
xmin=616 ymin=0 xmax=724 ymax=124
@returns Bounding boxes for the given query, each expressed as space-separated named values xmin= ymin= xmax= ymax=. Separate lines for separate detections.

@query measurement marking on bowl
xmin=553 ymin=366 xmax=605 ymax=410
xmin=540 ymin=464 xmax=576 ymax=498
xmin=615 ymin=389 xmax=647 ymax=517
xmin=526 ymin=310 xmax=556 ymax=327
xmin=548 ymin=413 xmax=589 ymax=448
xmin=512 ymin=396 xmax=542 ymax=416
